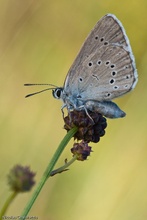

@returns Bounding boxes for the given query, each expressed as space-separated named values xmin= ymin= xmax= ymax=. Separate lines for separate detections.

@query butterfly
xmin=25 ymin=14 xmax=138 ymax=119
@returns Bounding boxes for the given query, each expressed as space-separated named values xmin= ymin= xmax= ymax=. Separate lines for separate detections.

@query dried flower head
xmin=71 ymin=141 xmax=92 ymax=161
xmin=7 ymin=165 xmax=36 ymax=192
xmin=64 ymin=110 xmax=107 ymax=143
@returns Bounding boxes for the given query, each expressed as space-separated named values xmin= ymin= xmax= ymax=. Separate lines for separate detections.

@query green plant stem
xmin=0 ymin=191 xmax=18 ymax=218
xmin=21 ymin=126 xmax=78 ymax=218
xmin=50 ymin=155 xmax=77 ymax=176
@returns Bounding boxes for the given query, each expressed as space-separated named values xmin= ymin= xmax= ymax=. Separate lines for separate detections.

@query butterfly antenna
xmin=24 ymin=83 xmax=58 ymax=87
xmin=25 ymin=88 xmax=55 ymax=98
xmin=24 ymin=84 xmax=58 ymax=98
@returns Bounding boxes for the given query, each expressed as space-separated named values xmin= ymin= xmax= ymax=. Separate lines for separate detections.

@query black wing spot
xmin=105 ymin=61 xmax=110 ymax=66
xmin=104 ymin=41 xmax=109 ymax=46
xmin=114 ymin=85 xmax=119 ymax=90
xmin=88 ymin=61 xmax=93 ymax=67
xmin=110 ymin=64 xmax=116 ymax=69
xmin=97 ymin=60 xmax=102 ymax=65
xmin=111 ymin=71 xmax=117 ymax=76
xmin=109 ymin=79 xmax=115 ymax=84
xmin=100 ymin=37 xmax=104 ymax=42
xmin=95 ymin=35 xmax=99 ymax=40
xmin=79 ymin=77 xmax=83 ymax=82
xmin=106 ymin=92 xmax=111 ymax=97
xmin=126 ymin=75 xmax=130 ymax=79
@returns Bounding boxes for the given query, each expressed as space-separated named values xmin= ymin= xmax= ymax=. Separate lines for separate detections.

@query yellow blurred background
xmin=0 ymin=0 xmax=147 ymax=219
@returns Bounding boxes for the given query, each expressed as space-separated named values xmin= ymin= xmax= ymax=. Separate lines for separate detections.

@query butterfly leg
xmin=61 ymin=103 xmax=67 ymax=118
xmin=61 ymin=103 xmax=74 ymax=123
xmin=78 ymin=105 xmax=95 ymax=124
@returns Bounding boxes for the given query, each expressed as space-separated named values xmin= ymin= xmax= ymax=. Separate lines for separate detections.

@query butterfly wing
xmin=63 ymin=14 xmax=138 ymax=101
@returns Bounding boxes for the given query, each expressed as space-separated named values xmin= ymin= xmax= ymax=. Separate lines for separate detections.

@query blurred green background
xmin=0 ymin=0 xmax=147 ymax=219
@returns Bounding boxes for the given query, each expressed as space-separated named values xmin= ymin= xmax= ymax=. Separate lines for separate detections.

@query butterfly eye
xmin=52 ymin=88 xmax=63 ymax=99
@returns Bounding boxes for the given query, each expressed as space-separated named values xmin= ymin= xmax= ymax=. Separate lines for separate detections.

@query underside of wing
xmin=64 ymin=14 xmax=138 ymax=101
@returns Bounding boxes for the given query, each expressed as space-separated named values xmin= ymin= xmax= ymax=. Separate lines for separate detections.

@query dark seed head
xmin=7 ymin=165 xmax=36 ymax=192
xmin=64 ymin=110 xmax=107 ymax=143
xmin=71 ymin=141 xmax=92 ymax=161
